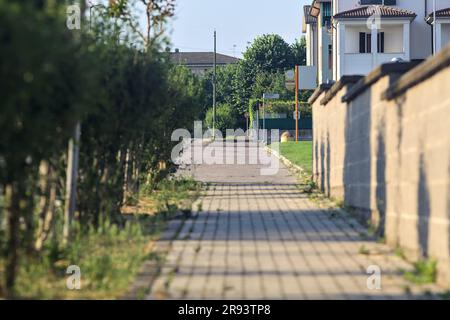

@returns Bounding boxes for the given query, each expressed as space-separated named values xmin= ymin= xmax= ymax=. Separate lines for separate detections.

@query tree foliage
xmin=0 ymin=0 xmax=203 ymax=297
xmin=204 ymin=104 xmax=237 ymax=134
xmin=202 ymin=34 xmax=308 ymax=117
xmin=291 ymin=37 xmax=307 ymax=67
xmin=243 ymin=34 xmax=294 ymax=73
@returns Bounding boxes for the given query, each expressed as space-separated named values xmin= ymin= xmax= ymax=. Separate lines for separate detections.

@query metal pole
xmin=246 ymin=115 xmax=249 ymax=133
xmin=256 ymin=103 xmax=259 ymax=141
xmin=262 ymin=95 xmax=265 ymax=140
xmin=213 ymin=30 xmax=217 ymax=139
xmin=433 ymin=0 xmax=436 ymax=55
xmin=295 ymin=65 xmax=299 ymax=143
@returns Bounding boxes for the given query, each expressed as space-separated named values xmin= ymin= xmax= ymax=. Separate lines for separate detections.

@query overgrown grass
xmin=358 ymin=245 xmax=370 ymax=255
xmin=123 ymin=176 xmax=201 ymax=216
xmin=0 ymin=217 xmax=159 ymax=299
xmin=142 ymin=176 xmax=201 ymax=214
xmin=404 ymin=260 xmax=437 ymax=285
xmin=269 ymin=141 xmax=313 ymax=175
xmin=0 ymin=176 xmax=202 ymax=299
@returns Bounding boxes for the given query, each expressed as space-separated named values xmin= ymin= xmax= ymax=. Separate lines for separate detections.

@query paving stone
xmin=147 ymin=142 xmax=441 ymax=300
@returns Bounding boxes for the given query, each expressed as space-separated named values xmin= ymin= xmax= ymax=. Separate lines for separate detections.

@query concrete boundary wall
xmin=310 ymin=46 xmax=450 ymax=287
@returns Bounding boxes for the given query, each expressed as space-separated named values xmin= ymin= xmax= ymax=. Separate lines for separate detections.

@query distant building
xmin=169 ymin=50 xmax=240 ymax=76
xmin=303 ymin=0 xmax=450 ymax=82
xmin=426 ymin=7 xmax=450 ymax=53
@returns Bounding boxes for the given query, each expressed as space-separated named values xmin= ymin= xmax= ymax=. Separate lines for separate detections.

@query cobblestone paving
xmin=147 ymin=142 xmax=440 ymax=300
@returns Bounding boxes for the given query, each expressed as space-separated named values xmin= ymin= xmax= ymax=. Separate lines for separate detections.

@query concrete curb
xmin=265 ymin=145 xmax=306 ymax=176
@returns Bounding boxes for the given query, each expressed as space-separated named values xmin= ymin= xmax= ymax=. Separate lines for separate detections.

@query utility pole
xmin=213 ymin=30 xmax=217 ymax=139
xmin=256 ymin=103 xmax=259 ymax=141
xmin=295 ymin=65 xmax=299 ymax=143
xmin=262 ymin=95 xmax=265 ymax=134
xmin=433 ymin=0 xmax=437 ymax=55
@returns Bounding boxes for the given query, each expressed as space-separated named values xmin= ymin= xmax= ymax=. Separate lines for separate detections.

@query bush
xmin=248 ymin=99 xmax=312 ymax=129
xmin=0 ymin=1 xmax=205 ymax=296
xmin=204 ymin=104 xmax=237 ymax=135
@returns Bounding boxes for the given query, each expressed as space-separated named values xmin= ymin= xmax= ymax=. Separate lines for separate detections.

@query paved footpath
xmin=146 ymin=141 xmax=440 ymax=300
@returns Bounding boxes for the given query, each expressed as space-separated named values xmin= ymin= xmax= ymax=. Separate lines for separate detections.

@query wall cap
xmin=320 ymin=75 xmax=364 ymax=105
xmin=342 ymin=61 xmax=422 ymax=103
xmin=383 ymin=45 xmax=450 ymax=100
xmin=308 ymin=83 xmax=334 ymax=105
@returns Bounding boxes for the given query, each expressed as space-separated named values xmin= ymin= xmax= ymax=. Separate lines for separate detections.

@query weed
xmin=136 ymin=287 xmax=148 ymax=300
xmin=395 ymin=247 xmax=407 ymax=260
xmin=2 ymin=217 xmax=151 ymax=299
xmin=359 ymin=245 xmax=370 ymax=255
xmin=404 ymin=260 xmax=437 ymax=284
xmin=0 ymin=175 xmax=202 ymax=299
xmin=376 ymin=236 xmax=386 ymax=244
xmin=336 ymin=200 xmax=344 ymax=208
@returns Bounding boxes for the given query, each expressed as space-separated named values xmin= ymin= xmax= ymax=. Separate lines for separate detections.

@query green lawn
xmin=270 ymin=141 xmax=313 ymax=175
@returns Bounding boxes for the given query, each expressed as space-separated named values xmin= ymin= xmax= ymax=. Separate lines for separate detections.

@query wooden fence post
xmin=63 ymin=122 xmax=81 ymax=244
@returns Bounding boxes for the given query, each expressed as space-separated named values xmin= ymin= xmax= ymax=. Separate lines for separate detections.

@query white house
xmin=303 ymin=0 xmax=450 ymax=82
xmin=426 ymin=7 xmax=450 ymax=52
xmin=303 ymin=1 xmax=333 ymax=84
xmin=302 ymin=5 xmax=318 ymax=67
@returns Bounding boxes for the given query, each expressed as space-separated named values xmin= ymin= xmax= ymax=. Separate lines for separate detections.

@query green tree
xmin=252 ymin=71 xmax=292 ymax=101
xmin=0 ymin=0 xmax=207 ymax=296
xmin=243 ymin=34 xmax=293 ymax=73
xmin=204 ymin=104 xmax=237 ymax=134
xmin=201 ymin=34 xmax=307 ymax=118
xmin=202 ymin=64 xmax=238 ymax=112
xmin=291 ymin=36 xmax=307 ymax=66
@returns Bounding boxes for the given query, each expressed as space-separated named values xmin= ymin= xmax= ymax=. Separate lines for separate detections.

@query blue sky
xmin=163 ymin=0 xmax=310 ymax=58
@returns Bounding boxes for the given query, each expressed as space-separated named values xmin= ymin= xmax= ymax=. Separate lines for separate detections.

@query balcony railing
xmin=343 ymin=52 xmax=407 ymax=75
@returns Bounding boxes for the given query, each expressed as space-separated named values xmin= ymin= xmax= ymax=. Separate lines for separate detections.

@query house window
xmin=322 ymin=2 xmax=331 ymax=26
xmin=359 ymin=32 xmax=385 ymax=53
xmin=328 ymin=44 xmax=333 ymax=69
xmin=359 ymin=33 xmax=371 ymax=53
xmin=377 ymin=32 xmax=385 ymax=53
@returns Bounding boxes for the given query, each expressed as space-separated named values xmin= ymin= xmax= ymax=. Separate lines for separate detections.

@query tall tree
xmin=203 ymin=64 xmax=238 ymax=111
xmin=140 ymin=0 xmax=175 ymax=46
xmin=107 ymin=0 xmax=176 ymax=47
xmin=243 ymin=34 xmax=293 ymax=73
xmin=291 ymin=36 xmax=307 ymax=66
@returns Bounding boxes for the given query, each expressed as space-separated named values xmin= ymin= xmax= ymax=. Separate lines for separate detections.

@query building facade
xmin=304 ymin=0 xmax=333 ymax=84
xmin=169 ymin=50 xmax=239 ymax=76
xmin=303 ymin=0 xmax=450 ymax=82
xmin=426 ymin=7 xmax=450 ymax=52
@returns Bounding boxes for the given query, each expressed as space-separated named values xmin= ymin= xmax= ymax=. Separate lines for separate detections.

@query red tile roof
xmin=169 ymin=52 xmax=239 ymax=66
xmin=426 ymin=7 xmax=450 ymax=23
xmin=334 ymin=5 xmax=416 ymax=20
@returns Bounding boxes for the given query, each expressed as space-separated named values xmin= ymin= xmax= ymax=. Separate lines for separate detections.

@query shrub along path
xmin=143 ymin=141 xmax=441 ymax=299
